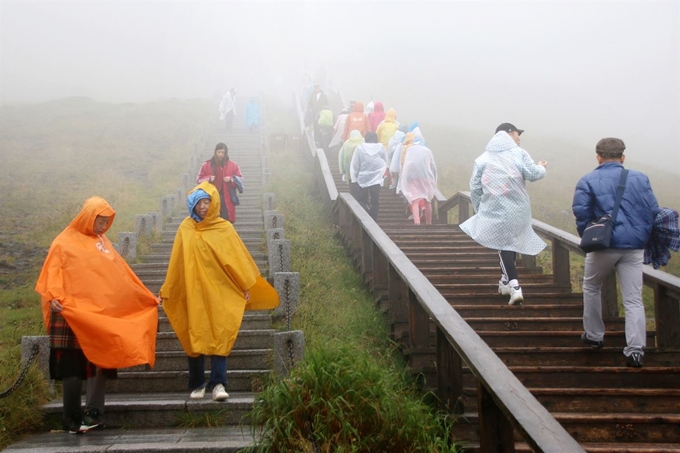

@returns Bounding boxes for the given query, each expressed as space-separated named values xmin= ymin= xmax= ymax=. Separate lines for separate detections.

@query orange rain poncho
xmin=35 ymin=197 xmax=159 ymax=369
xmin=160 ymin=182 xmax=279 ymax=357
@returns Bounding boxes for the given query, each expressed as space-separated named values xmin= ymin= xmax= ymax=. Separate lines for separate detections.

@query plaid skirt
xmin=49 ymin=311 xmax=117 ymax=381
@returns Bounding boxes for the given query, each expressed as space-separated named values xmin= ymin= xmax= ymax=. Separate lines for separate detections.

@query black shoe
xmin=626 ymin=352 xmax=643 ymax=368
xmin=81 ymin=409 xmax=101 ymax=430
xmin=66 ymin=415 xmax=83 ymax=434
xmin=580 ymin=332 xmax=604 ymax=349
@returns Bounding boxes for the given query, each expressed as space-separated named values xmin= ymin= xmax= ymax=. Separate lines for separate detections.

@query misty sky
xmin=1 ymin=0 xmax=678 ymax=171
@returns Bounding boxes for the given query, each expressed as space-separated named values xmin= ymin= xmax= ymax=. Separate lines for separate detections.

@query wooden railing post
xmin=654 ymin=283 xmax=680 ymax=348
xmin=361 ymin=227 xmax=373 ymax=287
xmin=478 ymin=382 xmax=515 ymax=453
xmin=388 ymin=263 xmax=409 ymax=345
xmin=436 ymin=327 xmax=464 ymax=414
xmin=409 ymin=290 xmax=430 ymax=349
xmin=372 ymin=242 xmax=388 ymax=299
xmin=351 ymin=215 xmax=362 ymax=267
xmin=601 ymin=271 xmax=619 ymax=318
xmin=552 ymin=239 xmax=571 ymax=287
xmin=459 ymin=198 xmax=470 ymax=223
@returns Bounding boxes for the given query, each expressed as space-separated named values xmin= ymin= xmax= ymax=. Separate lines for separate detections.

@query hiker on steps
xmin=196 ymin=142 xmax=243 ymax=223
xmin=36 ymin=196 xmax=160 ymax=433
xmin=572 ymin=138 xmax=660 ymax=368
xmin=460 ymin=123 xmax=548 ymax=306
xmin=160 ymin=182 xmax=279 ymax=402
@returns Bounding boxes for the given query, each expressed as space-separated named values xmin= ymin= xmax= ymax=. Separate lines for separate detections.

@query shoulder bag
xmin=579 ymin=169 xmax=629 ymax=253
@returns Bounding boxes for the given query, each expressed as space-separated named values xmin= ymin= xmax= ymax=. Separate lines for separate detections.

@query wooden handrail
xmin=336 ymin=193 xmax=585 ymax=452
xmin=295 ymin=96 xmax=586 ymax=450
xmin=440 ymin=191 xmax=680 ymax=348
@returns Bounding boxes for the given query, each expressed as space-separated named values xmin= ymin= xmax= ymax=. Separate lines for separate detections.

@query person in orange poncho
xmin=160 ymin=182 xmax=279 ymax=402
xmin=35 ymin=196 xmax=159 ymax=433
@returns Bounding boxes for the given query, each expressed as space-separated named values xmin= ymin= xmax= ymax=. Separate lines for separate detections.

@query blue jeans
xmin=188 ymin=355 xmax=228 ymax=391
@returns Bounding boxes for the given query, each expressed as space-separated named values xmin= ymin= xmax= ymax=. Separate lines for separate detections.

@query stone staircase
xmin=35 ymin=127 xmax=275 ymax=451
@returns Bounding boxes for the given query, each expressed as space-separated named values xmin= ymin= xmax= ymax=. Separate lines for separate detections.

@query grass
xmin=0 ymin=97 xmax=210 ymax=449
xmin=247 ymin=116 xmax=458 ymax=452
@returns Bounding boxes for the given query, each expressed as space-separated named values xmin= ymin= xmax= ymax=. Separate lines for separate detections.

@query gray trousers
xmin=582 ymin=249 xmax=645 ymax=356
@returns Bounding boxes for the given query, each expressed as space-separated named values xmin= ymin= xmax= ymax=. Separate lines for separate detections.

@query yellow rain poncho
xmin=376 ymin=108 xmax=399 ymax=149
xmin=160 ymin=182 xmax=279 ymax=357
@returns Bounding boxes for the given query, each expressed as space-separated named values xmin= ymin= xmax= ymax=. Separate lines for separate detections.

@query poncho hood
xmin=486 ymin=131 xmax=518 ymax=153
xmin=36 ymin=196 xmax=159 ymax=369
xmin=384 ymin=108 xmax=397 ymax=123
xmin=359 ymin=142 xmax=385 ymax=156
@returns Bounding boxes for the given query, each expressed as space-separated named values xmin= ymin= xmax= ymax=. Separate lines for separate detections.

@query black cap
xmin=495 ymin=123 xmax=524 ymax=135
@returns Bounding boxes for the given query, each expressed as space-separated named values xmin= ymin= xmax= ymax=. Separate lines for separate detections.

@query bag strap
xmin=610 ymin=168 xmax=629 ymax=222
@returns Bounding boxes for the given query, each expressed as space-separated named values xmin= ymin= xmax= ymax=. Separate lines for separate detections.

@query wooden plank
xmin=436 ymin=327 xmax=464 ymax=414
xmin=478 ymin=381 xmax=515 ymax=453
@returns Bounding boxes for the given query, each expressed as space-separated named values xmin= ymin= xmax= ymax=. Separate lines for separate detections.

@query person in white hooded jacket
xmin=350 ymin=131 xmax=388 ymax=221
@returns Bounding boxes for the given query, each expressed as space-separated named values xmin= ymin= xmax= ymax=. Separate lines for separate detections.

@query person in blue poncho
xmin=244 ymin=97 xmax=260 ymax=134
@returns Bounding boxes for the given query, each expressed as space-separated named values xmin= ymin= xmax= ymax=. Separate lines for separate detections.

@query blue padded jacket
xmin=572 ymin=162 xmax=660 ymax=249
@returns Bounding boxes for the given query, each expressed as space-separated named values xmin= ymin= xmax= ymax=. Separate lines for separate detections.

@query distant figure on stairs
xmin=398 ymin=129 xmax=438 ymax=226
xmin=219 ymin=88 xmax=237 ymax=131
xmin=244 ymin=96 xmax=260 ymax=134
xmin=350 ymin=132 xmax=388 ymax=221
xmin=572 ymin=137 xmax=660 ymax=368
xmin=160 ymin=182 xmax=279 ymax=402
xmin=196 ymin=142 xmax=243 ymax=223
xmin=35 ymin=196 xmax=160 ymax=433
xmin=460 ymin=123 xmax=548 ymax=306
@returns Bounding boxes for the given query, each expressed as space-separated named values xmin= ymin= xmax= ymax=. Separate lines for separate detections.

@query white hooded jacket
xmin=350 ymin=143 xmax=388 ymax=188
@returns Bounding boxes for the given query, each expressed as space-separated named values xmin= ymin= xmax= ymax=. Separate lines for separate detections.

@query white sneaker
xmin=508 ymin=286 xmax=523 ymax=305
xmin=212 ymin=384 xmax=229 ymax=401
xmin=189 ymin=387 xmax=206 ymax=399
xmin=498 ymin=280 xmax=511 ymax=296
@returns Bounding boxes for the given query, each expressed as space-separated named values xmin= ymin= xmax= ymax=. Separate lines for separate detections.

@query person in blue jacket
xmin=244 ymin=97 xmax=260 ymax=134
xmin=572 ymin=137 xmax=660 ymax=367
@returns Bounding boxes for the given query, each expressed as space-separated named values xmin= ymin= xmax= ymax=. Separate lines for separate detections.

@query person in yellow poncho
xmin=160 ymin=182 xmax=279 ymax=401
xmin=35 ymin=196 xmax=160 ymax=433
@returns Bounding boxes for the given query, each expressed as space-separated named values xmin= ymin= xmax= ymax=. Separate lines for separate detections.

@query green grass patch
xmin=248 ymin=119 xmax=457 ymax=452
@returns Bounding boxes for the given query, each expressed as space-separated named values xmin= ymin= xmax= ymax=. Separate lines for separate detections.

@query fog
xmin=1 ymin=0 xmax=678 ymax=171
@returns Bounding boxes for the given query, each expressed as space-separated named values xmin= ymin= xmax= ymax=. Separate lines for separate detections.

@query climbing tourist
xmin=317 ymin=104 xmax=335 ymax=149
xmin=160 ymin=182 xmax=279 ymax=402
xmin=399 ymin=134 xmax=438 ymax=225
xmin=219 ymin=88 xmax=237 ymax=131
xmin=376 ymin=108 xmax=399 ymax=150
xmin=306 ymin=82 xmax=329 ymax=143
xmin=350 ymin=132 xmax=388 ymax=221
xmin=368 ymin=101 xmax=386 ymax=132
xmin=459 ymin=123 xmax=548 ymax=306
xmin=328 ymin=107 xmax=349 ymax=153
xmin=196 ymin=142 xmax=243 ymax=223
xmin=573 ymin=137 xmax=660 ymax=367
xmin=342 ymin=101 xmax=370 ymax=141
xmin=339 ymin=129 xmax=365 ymax=199
xmin=386 ymin=130 xmax=405 ymax=190
xmin=36 ymin=196 xmax=160 ymax=433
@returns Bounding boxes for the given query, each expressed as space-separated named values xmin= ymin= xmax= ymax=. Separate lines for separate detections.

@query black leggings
xmin=499 ymin=250 xmax=518 ymax=282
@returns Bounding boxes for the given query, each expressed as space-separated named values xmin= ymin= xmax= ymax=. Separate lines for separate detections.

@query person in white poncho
xmin=460 ymin=123 xmax=548 ymax=305
xmin=399 ymin=133 xmax=438 ymax=225
xmin=350 ymin=132 xmax=388 ymax=221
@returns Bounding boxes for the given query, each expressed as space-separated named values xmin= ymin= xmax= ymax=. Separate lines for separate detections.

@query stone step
xmin=42 ymin=392 xmax=258 ymax=430
xmin=2 ymin=426 xmax=255 ymax=453
xmin=122 ymin=349 xmax=271 ymax=372
xmin=108 ymin=369 xmax=268 ymax=393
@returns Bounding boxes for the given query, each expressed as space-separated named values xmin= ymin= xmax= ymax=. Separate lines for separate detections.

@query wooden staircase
xmin=324 ymin=144 xmax=680 ymax=451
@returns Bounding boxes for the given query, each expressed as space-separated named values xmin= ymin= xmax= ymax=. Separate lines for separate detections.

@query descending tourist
xmin=196 ymin=142 xmax=243 ymax=223
xmin=244 ymin=96 xmax=261 ymax=134
xmin=219 ymin=88 xmax=237 ymax=131
xmin=328 ymin=108 xmax=349 ymax=153
xmin=160 ymin=182 xmax=279 ymax=401
xmin=572 ymin=138 xmax=660 ymax=367
xmin=459 ymin=123 xmax=548 ymax=306
xmin=36 ymin=197 xmax=159 ymax=433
